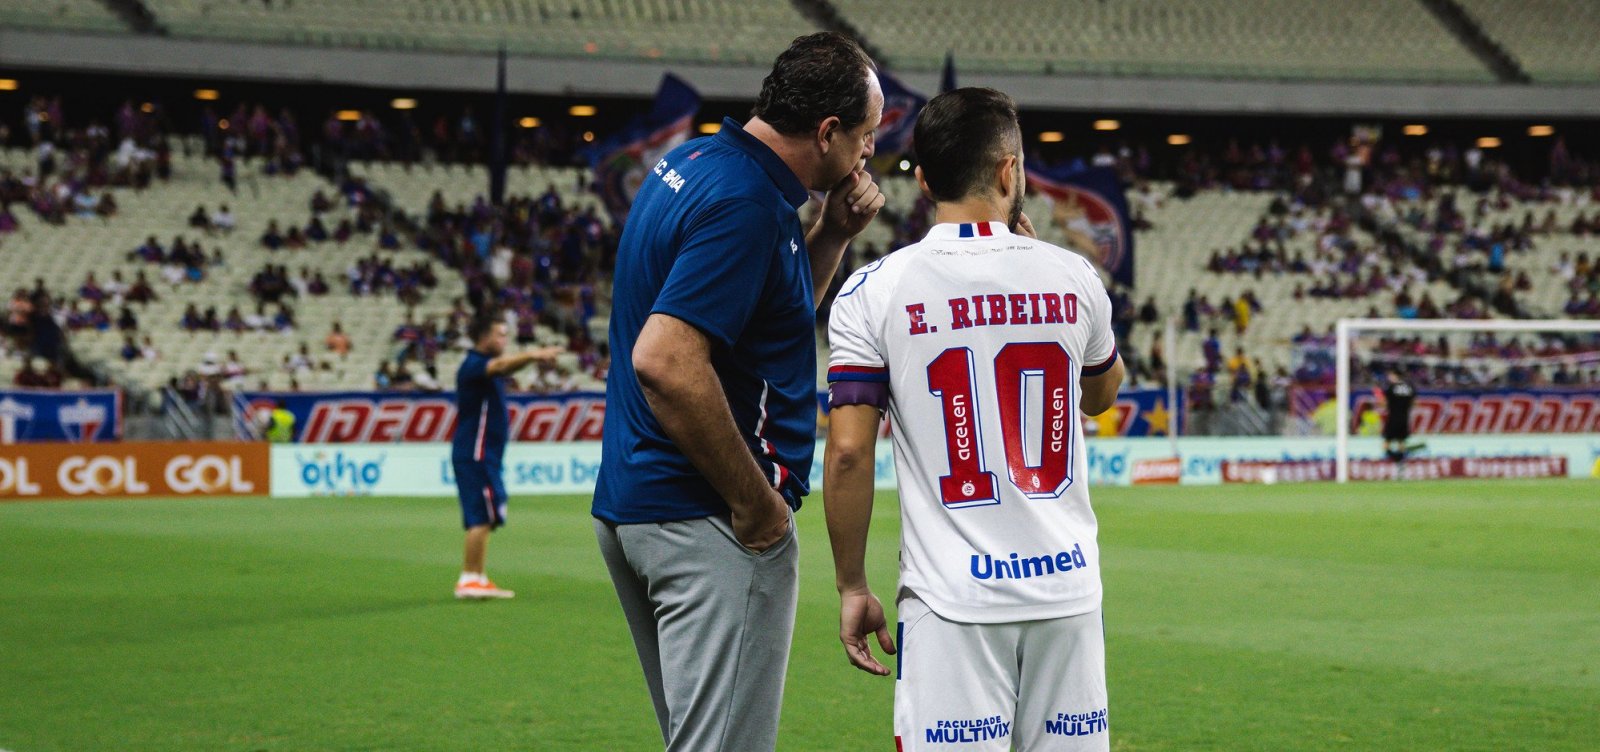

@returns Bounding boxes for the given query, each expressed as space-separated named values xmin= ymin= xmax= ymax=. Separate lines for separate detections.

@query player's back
xmin=828 ymin=221 xmax=1118 ymax=624
xmin=1384 ymin=380 xmax=1416 ymax=412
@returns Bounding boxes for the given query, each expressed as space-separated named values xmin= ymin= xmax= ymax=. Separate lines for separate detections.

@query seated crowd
xmin=6 ymin=90 xmax=1600 ymax=421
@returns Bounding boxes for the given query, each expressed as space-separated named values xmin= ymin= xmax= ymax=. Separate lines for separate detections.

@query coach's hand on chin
xmin=816 ymin=168 xmax=885 ymax=242
xmin=732 ymin=489 xmax=792 ymax=553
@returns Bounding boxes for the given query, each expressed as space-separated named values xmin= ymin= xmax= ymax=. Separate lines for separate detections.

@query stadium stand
xmin=1455 ymin=0 xmax=1600 ymax=83
xmin=136 ymin=0 xmax=818 ymax=63
xmin=346 ymin=162 xmax=602 ymax=219
xmin=0 ymin=90 xmax=620 ymax=410
xmin=4 ymin=72 xmax=1596 ymax=435
xmin=829 ymin=0 xmax=1493 ymax=81
xmin=11 ymin=0 xmax=1600 ymax=88
xmin=9 ymin=0 xmax=1532 ymax=84
xmin=0 ymin=0 xmax=126 ymax=34
xmin=0 ymin=143 xmax=459 ymax=394
xmin=1379 ymin=187 xmax=1600 ymax=315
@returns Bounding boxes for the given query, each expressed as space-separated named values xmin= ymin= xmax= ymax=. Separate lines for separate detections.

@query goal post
xmin=1334 ymin=318 xmax=1600 ymax=483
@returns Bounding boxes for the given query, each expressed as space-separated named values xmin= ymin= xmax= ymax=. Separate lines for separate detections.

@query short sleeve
xmin=650 ymin=199 xmax=777 ymax=349
xmin=826 ymin=264 xmax=889 ymax=384
xmin=826 ymin=266 xmax=890 ymax=409
xmin=1082 ymin=282 xmax=1119 ymax=377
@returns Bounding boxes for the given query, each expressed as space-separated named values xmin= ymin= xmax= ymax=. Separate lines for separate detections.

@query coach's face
xmin=814 ymin=71 xmax=883 ymax=190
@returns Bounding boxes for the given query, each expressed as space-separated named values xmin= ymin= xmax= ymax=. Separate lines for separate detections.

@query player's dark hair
xmin=467 ymin=313 xmax=501 ymax=343
xmin=753 ymin=32 xmax=877 ymax=136
xmin=913 ymin=88 xmax=1022 ymax=203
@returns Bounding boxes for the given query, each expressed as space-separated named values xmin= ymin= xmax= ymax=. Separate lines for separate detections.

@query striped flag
xmin=584 ymin=74 xmax=701 ymax=224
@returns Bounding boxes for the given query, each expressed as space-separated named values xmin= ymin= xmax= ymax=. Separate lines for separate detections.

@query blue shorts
xmin=453 ymin=458 xmax=508 ymax=530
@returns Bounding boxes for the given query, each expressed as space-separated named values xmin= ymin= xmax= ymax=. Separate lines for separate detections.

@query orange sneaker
xmin=454 ymin=579 xmax=515 ymax=600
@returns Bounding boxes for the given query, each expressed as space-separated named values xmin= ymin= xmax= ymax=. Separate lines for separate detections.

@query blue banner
xmin=1093 ymin=388 xmax=1180 ymax=437
xmin=0 ymin=389 xmax=122 ymax=443
xmin=584 ymin=73 xmax=701 ymax=224
xmin=1024 ymin=164 xmax=1136 ymax=289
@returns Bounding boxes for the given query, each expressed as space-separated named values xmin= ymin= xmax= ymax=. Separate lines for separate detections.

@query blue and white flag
xmin=871 ymin=68 xmax=925 ymax=157
xmin=1025 ymin=164 xmax=1136 ymax=288
xmin=585 ymin=74 xmax=701 ymax=224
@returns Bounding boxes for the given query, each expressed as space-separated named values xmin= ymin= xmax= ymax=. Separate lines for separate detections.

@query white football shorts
xmin=893 ymin=593 xmax=1108 ymax=752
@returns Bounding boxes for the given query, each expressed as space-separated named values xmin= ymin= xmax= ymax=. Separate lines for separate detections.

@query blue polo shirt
xmin=593 ymin=118 xmax=817 ymax=524
xmin=452 ymin=349 xmax=508 ymax=465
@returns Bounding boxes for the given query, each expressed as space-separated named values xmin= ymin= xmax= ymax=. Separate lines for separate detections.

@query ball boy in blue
xmin=451 ymin=316 xmax=559 ymax=600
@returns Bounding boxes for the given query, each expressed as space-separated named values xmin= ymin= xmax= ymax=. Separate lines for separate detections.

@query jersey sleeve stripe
xmin=1082 ymin=345 xmax=1120 ymax=377
xmin=827 ymin=365 xmax=890 ymax=383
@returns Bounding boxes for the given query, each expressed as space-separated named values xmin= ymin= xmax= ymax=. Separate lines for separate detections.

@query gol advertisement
xmin=0 ymin=441 xmax=269 ymax=500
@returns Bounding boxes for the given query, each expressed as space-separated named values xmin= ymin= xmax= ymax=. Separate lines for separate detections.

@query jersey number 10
xmin=926 ymin=342 xmax=1076 ymax=508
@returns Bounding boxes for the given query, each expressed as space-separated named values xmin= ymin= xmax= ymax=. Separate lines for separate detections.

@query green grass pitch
xmin=2 ymin=480 xmax=1597 ymax=751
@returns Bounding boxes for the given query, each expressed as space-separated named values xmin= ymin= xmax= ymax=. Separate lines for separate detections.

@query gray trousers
xmin=595 ymin=512 xmax=799 ymax=752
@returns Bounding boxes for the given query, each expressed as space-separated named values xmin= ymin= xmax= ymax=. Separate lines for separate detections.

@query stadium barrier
xmin=0 ymin=441 xmax=268 ymax=500
xmin=267 ymin=434 xmax=1600 ymax=498
xmin=235 ymin=388 xmax=1184 ymax=442
xmin=5 ymin=434 xmax=1591 ymax=501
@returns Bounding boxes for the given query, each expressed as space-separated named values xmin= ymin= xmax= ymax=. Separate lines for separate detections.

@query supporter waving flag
xmin=584 ymin=73 xmax=701 ymax=224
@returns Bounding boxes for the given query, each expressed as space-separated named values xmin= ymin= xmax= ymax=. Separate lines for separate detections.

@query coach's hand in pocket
xmin=732 ymin=489 xmax=792 ymax=553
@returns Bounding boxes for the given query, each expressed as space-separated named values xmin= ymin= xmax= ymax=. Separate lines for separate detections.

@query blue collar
xmin=715 ymin=117 xmax=810 ymax=210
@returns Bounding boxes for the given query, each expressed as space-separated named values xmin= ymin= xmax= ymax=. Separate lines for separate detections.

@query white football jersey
xmin=828 ymin=221 xmax=1118 ymax=624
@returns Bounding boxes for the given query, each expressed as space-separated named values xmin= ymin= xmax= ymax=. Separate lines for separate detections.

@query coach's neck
xmin=744 ymin=117 xmax=826 ymax=191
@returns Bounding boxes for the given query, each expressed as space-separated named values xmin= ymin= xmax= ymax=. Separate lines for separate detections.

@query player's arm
xmin=1080 ymin=280 xmax=1124 ymax=416
xmin=806 ymin=170 xmax=885 ymax=308
xmin=824 ymin=402 xmax=895 ymax=676
xmin=485 ymin=346 xmax=563 ymax=377
xmin=633 ymin=313 xmax=789 ymax=551
xmin=1080 ymin=356 xmax=1125 ymax=416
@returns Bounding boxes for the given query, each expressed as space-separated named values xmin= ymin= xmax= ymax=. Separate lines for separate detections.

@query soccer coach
xmin=593 ymin=32 xmax=885 ymax=752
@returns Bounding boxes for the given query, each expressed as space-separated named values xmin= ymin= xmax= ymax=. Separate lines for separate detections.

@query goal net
xmin=1334 ymin=318 xmax=1600 ymax=483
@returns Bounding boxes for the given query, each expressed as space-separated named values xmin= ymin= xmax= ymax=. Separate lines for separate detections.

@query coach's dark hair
xmin=467 ymin=313 xmax=501 ymax=343
xmin=753 ymin=32 xmax=877 ymax=136
xmin=913 ymin=88 xmax=1022 ymax=203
